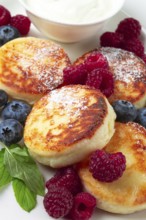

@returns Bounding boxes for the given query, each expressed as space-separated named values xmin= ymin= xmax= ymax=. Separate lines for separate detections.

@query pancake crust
xmin=78 ymin=122 xmax=146 ymax=214
xmin=24 ymin=85 xmax=116 ymax=168
xmin=0 ymin=37 xmax=71 ymax=103
xmin=74 ymin=47 xmax=146 ymax=108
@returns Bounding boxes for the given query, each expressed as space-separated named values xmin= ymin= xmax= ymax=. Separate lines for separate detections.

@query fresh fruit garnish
xmin=1 ymin=100 xmax=32 ymax=125
xmin=69 ymin=192 xmax=96 ymax=220
xmin=89 ymin=149 xmax=126 ymax=182
xmin=0 ymin=119 xmax=23 ymax=145
xmin=142 ymin=53 xmax=146 ymax=63
xmin=63 ymin=63 xmax=87 ymax=85
xmin=10 ymin=14 xmax=31 ymax=35
xmin=135 ymin=108 xmax=146 ymax=128
xmin=0 ymin=25 xmax=20 ymax=46
xmin=86 ymin=68 xmax=114 ymax=97
xmin=46 ymin=166 xmax=82 ymax=196
xmin=0 ymin=5 xmax=11 ymax=26
xmin=122 ymin=37 xmax=144 ymax=58
xmin=84 ymin=51 xmax=109 ymax=71
xmin=43 ymin=186 xmax=73 ymax=218
xmin=112 ymin=100 xmax=137 ymax=123
xmin=0 ymin=89 xmax=8 ymax=107
xmin=100 ymin=31 xmax=124 ymax=48
xmin=100 ymin=17 xmax=145 ymax=59
xmin=63 ymin=52 xmax=114 ymax=98
xmin=116 ymin=17 xmax=141 ymax=39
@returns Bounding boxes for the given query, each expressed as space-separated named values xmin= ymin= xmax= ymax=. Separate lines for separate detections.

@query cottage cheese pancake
xmin=0 ymin=37 xmax=71 ymax=103
xmin=24 ymin=85 xmax=116 ymax=168
xmin=74 ymin=47 xmax=146 ymax=108
xmin=78 ymin=122 xmax=146 ymax=214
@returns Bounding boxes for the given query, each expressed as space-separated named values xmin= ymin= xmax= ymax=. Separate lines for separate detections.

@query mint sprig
xmin=0 ymin=143 xmax=45 ymax=212
xmin=0 ymin=149 xmax=12 ymax=188
xmin=12 ymin=179 xmax=37 ymax=212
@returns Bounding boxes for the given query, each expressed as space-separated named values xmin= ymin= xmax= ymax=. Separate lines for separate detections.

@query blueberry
xmin=1 ymin=100 xmax=32 ymax=124
xmin=0 ymin=119 xmax=23 ymax=146
xmin=112 ymin=100 xmax=137 ymax=122
xmin=0 ymin=25 xmax=20 ymax=46
xmin=0 ymin=90 xmax=8 ymax=107
xmin=135 ymin=108 xmax=146 ymax=128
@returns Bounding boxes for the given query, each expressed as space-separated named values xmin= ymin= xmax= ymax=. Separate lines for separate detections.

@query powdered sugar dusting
xmin=99 ymin=47 xmax=146 ymax=84
xmin=47 ymin=86 xmax=88 ymax=118
xmin=7 ymin=39 xmax=71 ymax=94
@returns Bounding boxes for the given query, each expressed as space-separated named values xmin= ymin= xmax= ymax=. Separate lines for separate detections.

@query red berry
xmin=89 ymin=150 xmax=126 ymax=182
xmin=86 ymin=68 xmax=114 ymax=98
xmin=122 ymin=38 xmax=144 ymax=58
xmin=142 ymin=53 xmax=146 ymax=64
xmin=69 ymin=192 xmax=96 ymax=220
xmin=99 ymin=68 xmax=114 ymax=97
xmin=46 ymin=166 xmax=82 ymax=195
xmin=10 ymin=15 xmax=31 ymax=35
xmin=116 ymin=17 xmax=141 ymax=39
xmin=63 ymin=64 xmax=87 ymax=85
xmin=85 ymin=51 xmax=109 ymax=71
xmin=0 ymin=5 xmax=11 ymax=26
xmin=100 ymin=31 xmax=124 ymax=48
xmin=43 ymin=186 xmax=73 ymax=218
xmin=85 ymin=68 xmax=102 ymax=89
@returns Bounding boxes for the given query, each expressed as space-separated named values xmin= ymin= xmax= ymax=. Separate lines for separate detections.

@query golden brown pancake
xmin=24 ymin=85 xmax=116 ymax=168
xmin=0 ymin=37 xmax=71 ymax=104
xmin=74 ymin=47 xmax=146 ymax=108
xmin=78 ymin=122 xmax=146 ymax=214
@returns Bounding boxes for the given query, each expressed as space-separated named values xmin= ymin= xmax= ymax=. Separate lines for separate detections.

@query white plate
xmin=0 ymin=1 xmax=146 ymax=220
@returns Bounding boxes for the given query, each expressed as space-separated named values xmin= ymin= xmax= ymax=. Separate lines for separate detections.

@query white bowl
xmin=19 ymin=0 xmax=125 ymax=43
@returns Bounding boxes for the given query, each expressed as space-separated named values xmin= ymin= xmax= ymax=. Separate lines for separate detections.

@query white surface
xmin=0 ymin=0 xmax=146 ymax=220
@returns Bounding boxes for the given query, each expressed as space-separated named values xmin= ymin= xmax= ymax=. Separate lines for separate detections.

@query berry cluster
xmin=100 ymin=17 xmax=146 ymax=62
xmin=43 ymin=166 xmax=96 ymax=219
xmin=0 ymin=5 xmax=31 ymax=46
xmin=63 ymin=51 xmax=114 ymax=98
xmin=0 ymin=90 xmax=31 ymax=145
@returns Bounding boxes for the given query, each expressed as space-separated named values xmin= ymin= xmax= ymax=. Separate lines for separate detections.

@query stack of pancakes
xmin=1 ymin=37 xmax=146 ymax=214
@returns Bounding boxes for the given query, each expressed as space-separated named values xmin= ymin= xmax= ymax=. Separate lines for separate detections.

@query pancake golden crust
xmin=78 ymin=122 xmax=146 ymax=214
xmin=74 ymin=47 xmax=146 ymax=108
xmin=0 ymin=37 xmax=71 ymax=103
xmin=24 ymin=85 xmax=116 ymax=168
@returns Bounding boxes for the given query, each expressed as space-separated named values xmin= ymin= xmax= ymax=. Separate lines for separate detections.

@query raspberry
xmin=85 ymin=68 xmax=102 ymax=89
xmin=142 ymin=54 xmax=146 ymax=63
xmin=86 ymin=68 xmax=114 ymax=98
xmin=98 ymin=69 xmax=114 ymax=97
xmin=100 ymin=31 xmax=124 ymax=48
xmin=63 ymin=64 xmax=87 ymax=85
xmin=0 ymin=5 xmax=11 ymax=26
xmin=43 ymin=186 xmax=73 ymax=218
xmin=122 ymin=38 xmax=144 ymax=58
xmin=116 ymin=17 xmax=141 ymax=39
xmin=10 ymin=15 xmax=31 ymax=35
xmin=69 ymin=192 xmax=96 ymax=220
xmin=46 ymin=166 xmax=82 ymax=195
xmin=84 ymin=51 xmax=109 ymax=71
xmin=89 ymin=150 xmax=126 ymax=182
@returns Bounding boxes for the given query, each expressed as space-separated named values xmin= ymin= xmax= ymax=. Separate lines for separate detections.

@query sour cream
xmin=26 ymin=0 xmax=115 ymax=24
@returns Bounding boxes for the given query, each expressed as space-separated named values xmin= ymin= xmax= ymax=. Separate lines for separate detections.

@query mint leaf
xmin=12 ymin=178 xmax=37 ymax=212
xmin=0 ymin=149 xmax=12 ymax=188
xmin=4 ymin=146 xmax=45 ymax=196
